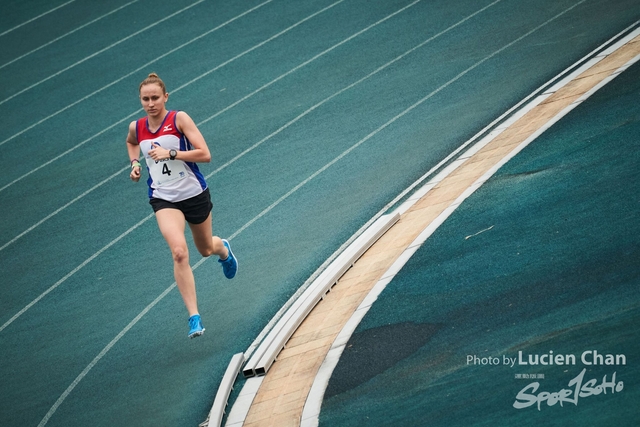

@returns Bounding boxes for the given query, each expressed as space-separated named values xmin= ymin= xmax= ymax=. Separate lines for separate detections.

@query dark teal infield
xmin=0 ymin=0 xmax=638 ymax=426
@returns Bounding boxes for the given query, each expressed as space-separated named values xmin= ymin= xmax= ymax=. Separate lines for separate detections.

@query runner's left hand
xmin=149 ymin=142 xmax=169 ymax=161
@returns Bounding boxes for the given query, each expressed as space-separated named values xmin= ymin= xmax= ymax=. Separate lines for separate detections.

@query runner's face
xmin=140 ymin=84 xmax=168 ymax=117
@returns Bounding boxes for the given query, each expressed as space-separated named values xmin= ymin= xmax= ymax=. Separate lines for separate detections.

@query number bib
xmin=148 ymin=159 xmax=189 ymax=187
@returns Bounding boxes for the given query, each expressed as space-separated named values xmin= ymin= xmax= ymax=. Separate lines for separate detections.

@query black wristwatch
xmin=169 ymin=149 xmax=177 ymax=160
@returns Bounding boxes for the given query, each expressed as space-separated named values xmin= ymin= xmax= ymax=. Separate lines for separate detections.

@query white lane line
xmin=169 ymin=0 xmax=346 ymax=93
xmin=0 ymin=0 xmax=363 ymax=250
xmin=203 ymin=0 xmax=504 ymax=185
xmin=0 ymin=0 xmax=141 ymax=70
xmin=0 ymin=110 xmax=140 ymax=194
xmin=0 ymin=0 xmax=206 ymax=107
xmin=36 ymin=275 xmax=176 ymax=427
xmin=0 ymin=0 xmax=274 ymax=150
xmin=197 ymin=0 xmax=423 ymax=127
xmin=0 ymin=214 xmax=151 ymax=334
xmin=0 ymin=0 xmax=289 ymax=180
xmin=0 ymin=165 xmax=131 ymax=253
xmin=0 ymin=0 xmax=76 ymax=38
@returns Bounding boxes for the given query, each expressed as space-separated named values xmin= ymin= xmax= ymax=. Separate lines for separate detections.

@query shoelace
xmin=189 ymin=316 xmax=201 ymax=330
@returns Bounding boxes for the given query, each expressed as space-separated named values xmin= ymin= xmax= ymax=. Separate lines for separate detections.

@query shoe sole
xmin=189 ymin=328 xmax=205 ymax=339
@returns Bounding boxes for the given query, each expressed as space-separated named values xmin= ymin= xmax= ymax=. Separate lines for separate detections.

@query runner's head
xmin=139 ymin=73 xmax=169 ymax=117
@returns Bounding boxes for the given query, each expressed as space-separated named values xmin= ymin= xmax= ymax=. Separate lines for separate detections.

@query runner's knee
xmin=197 ymin=245 xmax=215 ymax=258
xmin=172 ymin=246 xmax=189 ymax=264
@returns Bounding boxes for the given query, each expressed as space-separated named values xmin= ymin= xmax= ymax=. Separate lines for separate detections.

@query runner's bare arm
xmin=175 ymin=111 xmax=211 ymax=163
xmin=126 ymin=121 xmax=141 ymax=182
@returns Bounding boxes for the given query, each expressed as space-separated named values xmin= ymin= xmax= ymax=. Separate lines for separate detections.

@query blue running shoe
xmin=218 ymin=239 xmax=238 ymax=279
xmin=188 ymin=314 xmax=205 ymax=338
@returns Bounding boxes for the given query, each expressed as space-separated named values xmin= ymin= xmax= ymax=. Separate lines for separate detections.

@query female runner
xmin=126 ymin=73 xmax=237 ymax=338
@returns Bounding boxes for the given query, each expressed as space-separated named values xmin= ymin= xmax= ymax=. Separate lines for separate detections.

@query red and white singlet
xmin=135 ymin=110 xmax=207 ymax=202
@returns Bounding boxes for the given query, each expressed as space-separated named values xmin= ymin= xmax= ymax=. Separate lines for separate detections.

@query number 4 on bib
xmin=149 ymin=159 xmax=188 ymax=187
